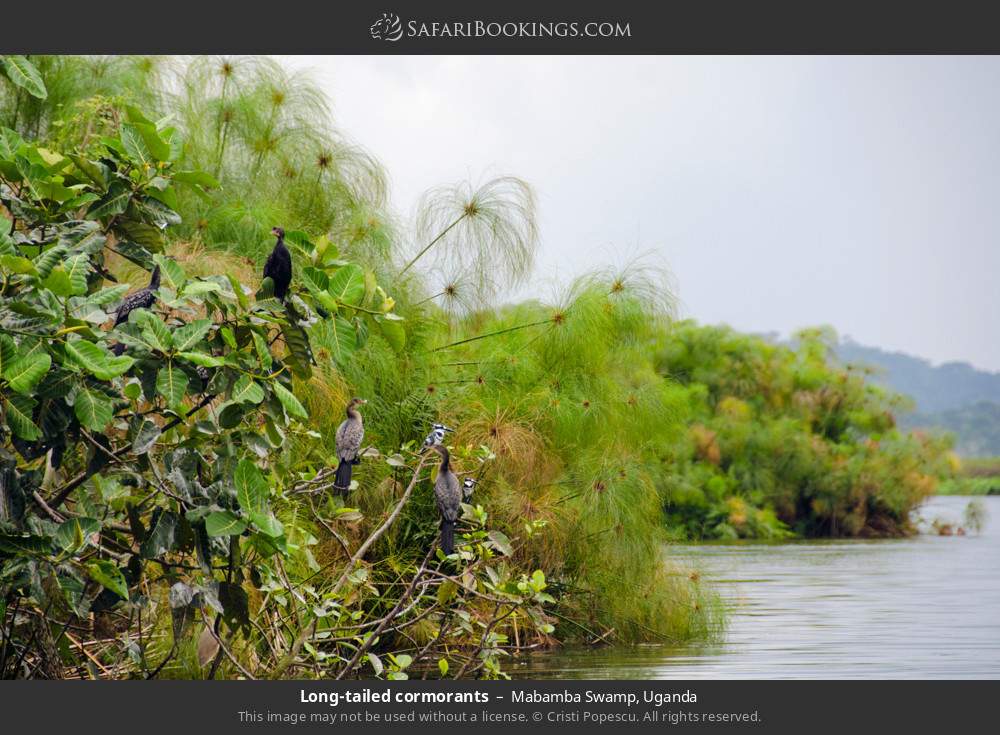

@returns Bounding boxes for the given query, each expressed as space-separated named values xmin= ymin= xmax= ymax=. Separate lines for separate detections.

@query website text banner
xmin=3 ymin=0 xmax=1000 ymax=54
xmin=1 ymin=680 xmax=996 ymax=733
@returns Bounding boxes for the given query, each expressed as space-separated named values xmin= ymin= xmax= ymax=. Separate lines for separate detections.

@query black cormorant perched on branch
xmin=420 ymin=423 xmax=453 ymax=453
xmin=109 ymin=265 xmax=161 ymax=356
xmin=264 ymin=226 xmax=292 ymax=301
xmin=113 ymin=265 xmax=161 ymax=326
xmin=431 ymin=444 xmax=462 ymax=555
xmin=334 ymin=397 xmax=367 ymax=496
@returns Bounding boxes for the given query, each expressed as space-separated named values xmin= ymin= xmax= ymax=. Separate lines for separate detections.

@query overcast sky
xmin=286 ymin=56 xmax=1000 ymax=371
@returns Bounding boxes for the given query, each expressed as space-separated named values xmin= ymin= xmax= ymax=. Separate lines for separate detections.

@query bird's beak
xmin=271 ymin=227 xmax=280 ymax=236
xmin=444 ymin=427 xmax=455 ymax=432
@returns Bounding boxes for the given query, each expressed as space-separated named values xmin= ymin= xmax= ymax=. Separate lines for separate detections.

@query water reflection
xmin=515 ymin=496 xmax=999 ymax=679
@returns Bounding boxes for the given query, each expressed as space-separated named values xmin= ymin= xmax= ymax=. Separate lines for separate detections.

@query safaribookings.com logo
xmin=370 ymin=13 xmax=404 ymax=41
xmin=369 ymin=13 xmax=631 ymax=42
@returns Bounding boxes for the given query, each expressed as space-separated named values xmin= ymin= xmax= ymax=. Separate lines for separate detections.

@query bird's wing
xmin=336 ymin=418 xmax=363 ymax=461
xmin=435 ymin=471 xmax=462 ymax=521
xmin=335 ymin=419 xmax=349 ymax=457
xmin=262 ymin=250 xmax=277 ymax=280
xmin=113 ymin=290 xmax=154 ymax=326
xmin=113 ymin=303 xmax=129 ymax=326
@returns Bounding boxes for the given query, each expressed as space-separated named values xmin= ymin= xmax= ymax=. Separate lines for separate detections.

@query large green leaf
xmin=376 ymin=314 xmax=406 ymax=353
xmin=120 ymin=123 xmax=154 ymax=169
xmin=3 ymin=351 xmax=50 ymax=394
xmin=217 ymin=401 xmax=245 ymax=429
xmin=74 ymin=387 xmax=114 ymax=431
xmin=327 ymin=315 xmax=357 ymax=364
xmin=54 ymin=517 xmax=101 ymax=554
xmin=156 ymin=362 xmax=189 ymax=409
xmin=88 ymin=560 xmax=128 ymax=600
xmin=4 ymin=395 xmax=40 ymax=440
xmin=42 ymin=266 xmax=74 ymax=297
xmin=0 ymin=254 xmax=36 ymax=275
xmin=273 ymin=382 xmax=308 ymax=419
xmin=0 ymin=533 xmax=51 ymax=555
xmin=280 ymin=320 xmax=313 ymax=379
xmin=64 ymin=339 xmax=134 ymax=380
xmin=0 ymin=334 xmax=15 ymax=375
xmin=328 ymin=264 xmax=365 ymax=306
xmin=205 ymin=510 xmax=247 ymax=537
xmin=231 ymin=375 xmax=265 ymax=404
xmin=177 ymin=351 xmax=223 ymax=367
xmin=87 ymin=180 xmax=132 ymax=220
xmin=137 ymin=196 xmax=181 ymax=229
xmin=234 ymin=458 xmax=267 ymax=514
xmin=251 ymin=331 xmax=273 ymax=370
xmin=301 ymin=266 xmax=329 ymax=293
xmin=68 ymin=285 xmax=130 ymax=322
xmin=132 ymin=310 xmax=171 ymax=352
xmin=171 ymin=170 xmax=219 ymax=189
xmin=0 ymin=126 xmax=26 ymax=162
xmin=33 ymin=244 xmax=67 ymax=280
xmin=282 ymin=230 xmax=314 ymax=257
xmin=14 ymin=155 xmax=49 ymax=202
xmin=0 ymin=225 xmax=14 ymax=257
xmin=131 ymin=417 xmax=161 ymax=455
xmin=251 ymin=511 xmax=284 ymax=538
xmin=117 ymin=221 xmax=164 ymax=251
xmin=132 ymin=121 xmax=171 ymax=163
xmin=152 ymin=255 xmax=185 ymax=290
xmin=140 ymin=511 xmax=177 ymax=558
xmin=1 ymin=56 xmax=47 ymax=99
xmin=63 ymin=253 xmax=91 ymax=295
xmin=180 ymin=280 xmax=221 ymax=298
xmin=57 ymin=220 xmax=105 ymax=254
xmin=68 ymin=154 xmax=109 ymax=189
xmin=172 ymin=319 xmax=212 ymax=351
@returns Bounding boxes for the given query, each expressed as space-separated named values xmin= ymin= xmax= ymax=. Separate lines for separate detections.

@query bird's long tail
xmin=334 ymin=461 xmax=353 ymax=497
xmin=440 ymin=520 xmax=455 ymax=556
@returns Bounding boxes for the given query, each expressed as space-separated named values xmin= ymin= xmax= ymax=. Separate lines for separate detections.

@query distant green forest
xmin=834 ymin=340 xmax=1000 ymax=456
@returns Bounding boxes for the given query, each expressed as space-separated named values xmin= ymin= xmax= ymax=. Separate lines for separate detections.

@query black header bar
xmin=3 ymin=0 xmax=1000 ymax=54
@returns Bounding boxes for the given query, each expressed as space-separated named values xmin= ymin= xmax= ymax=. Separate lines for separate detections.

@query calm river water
xmin=514 ymin=495 xmax=999 ymax=679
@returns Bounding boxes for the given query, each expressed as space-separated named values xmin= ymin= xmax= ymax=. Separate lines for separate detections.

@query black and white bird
xmin=113 ymin=265 xmax=161 ymax=326
xmin=431 ymin=444 xmax=462 ymax=556
xmin=420 ymin=423 xmax=454 ymax=453
xmin=462 ymin=477 xmax=477 ymax=501
xmin=263 ymin=226 xmax=292 ymax=301
xmin=333 ymin=397 xmax=367 ymax=497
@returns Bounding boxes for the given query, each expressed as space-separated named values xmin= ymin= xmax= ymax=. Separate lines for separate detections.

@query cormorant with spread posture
xmin=109 ymin=265 xmax=161 ymax=356
xmin=113 ymin=265 xmax=161 ymax=326
xmin=420 ymin=423 xmax=453 ymax=453
xmin=263 ymin=226 xmax=292 ymax=301
xmin=431 ymin=444 xmax=462 ymax=555
xmin=334 ymin=397 xmax=367 ymax=496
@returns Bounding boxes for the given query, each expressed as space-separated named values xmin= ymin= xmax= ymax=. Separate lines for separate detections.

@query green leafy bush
xmin=656 ymin=323 xmax=952 ymax=538
xmin=0 ymin=105 xmax=558 ymax=679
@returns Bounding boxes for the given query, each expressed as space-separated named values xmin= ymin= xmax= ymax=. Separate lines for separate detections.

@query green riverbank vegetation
xmin=937 ymin=457 xmax=1000 ymax=496
xmin=654 ymin=323 xmax=953 ymax=539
